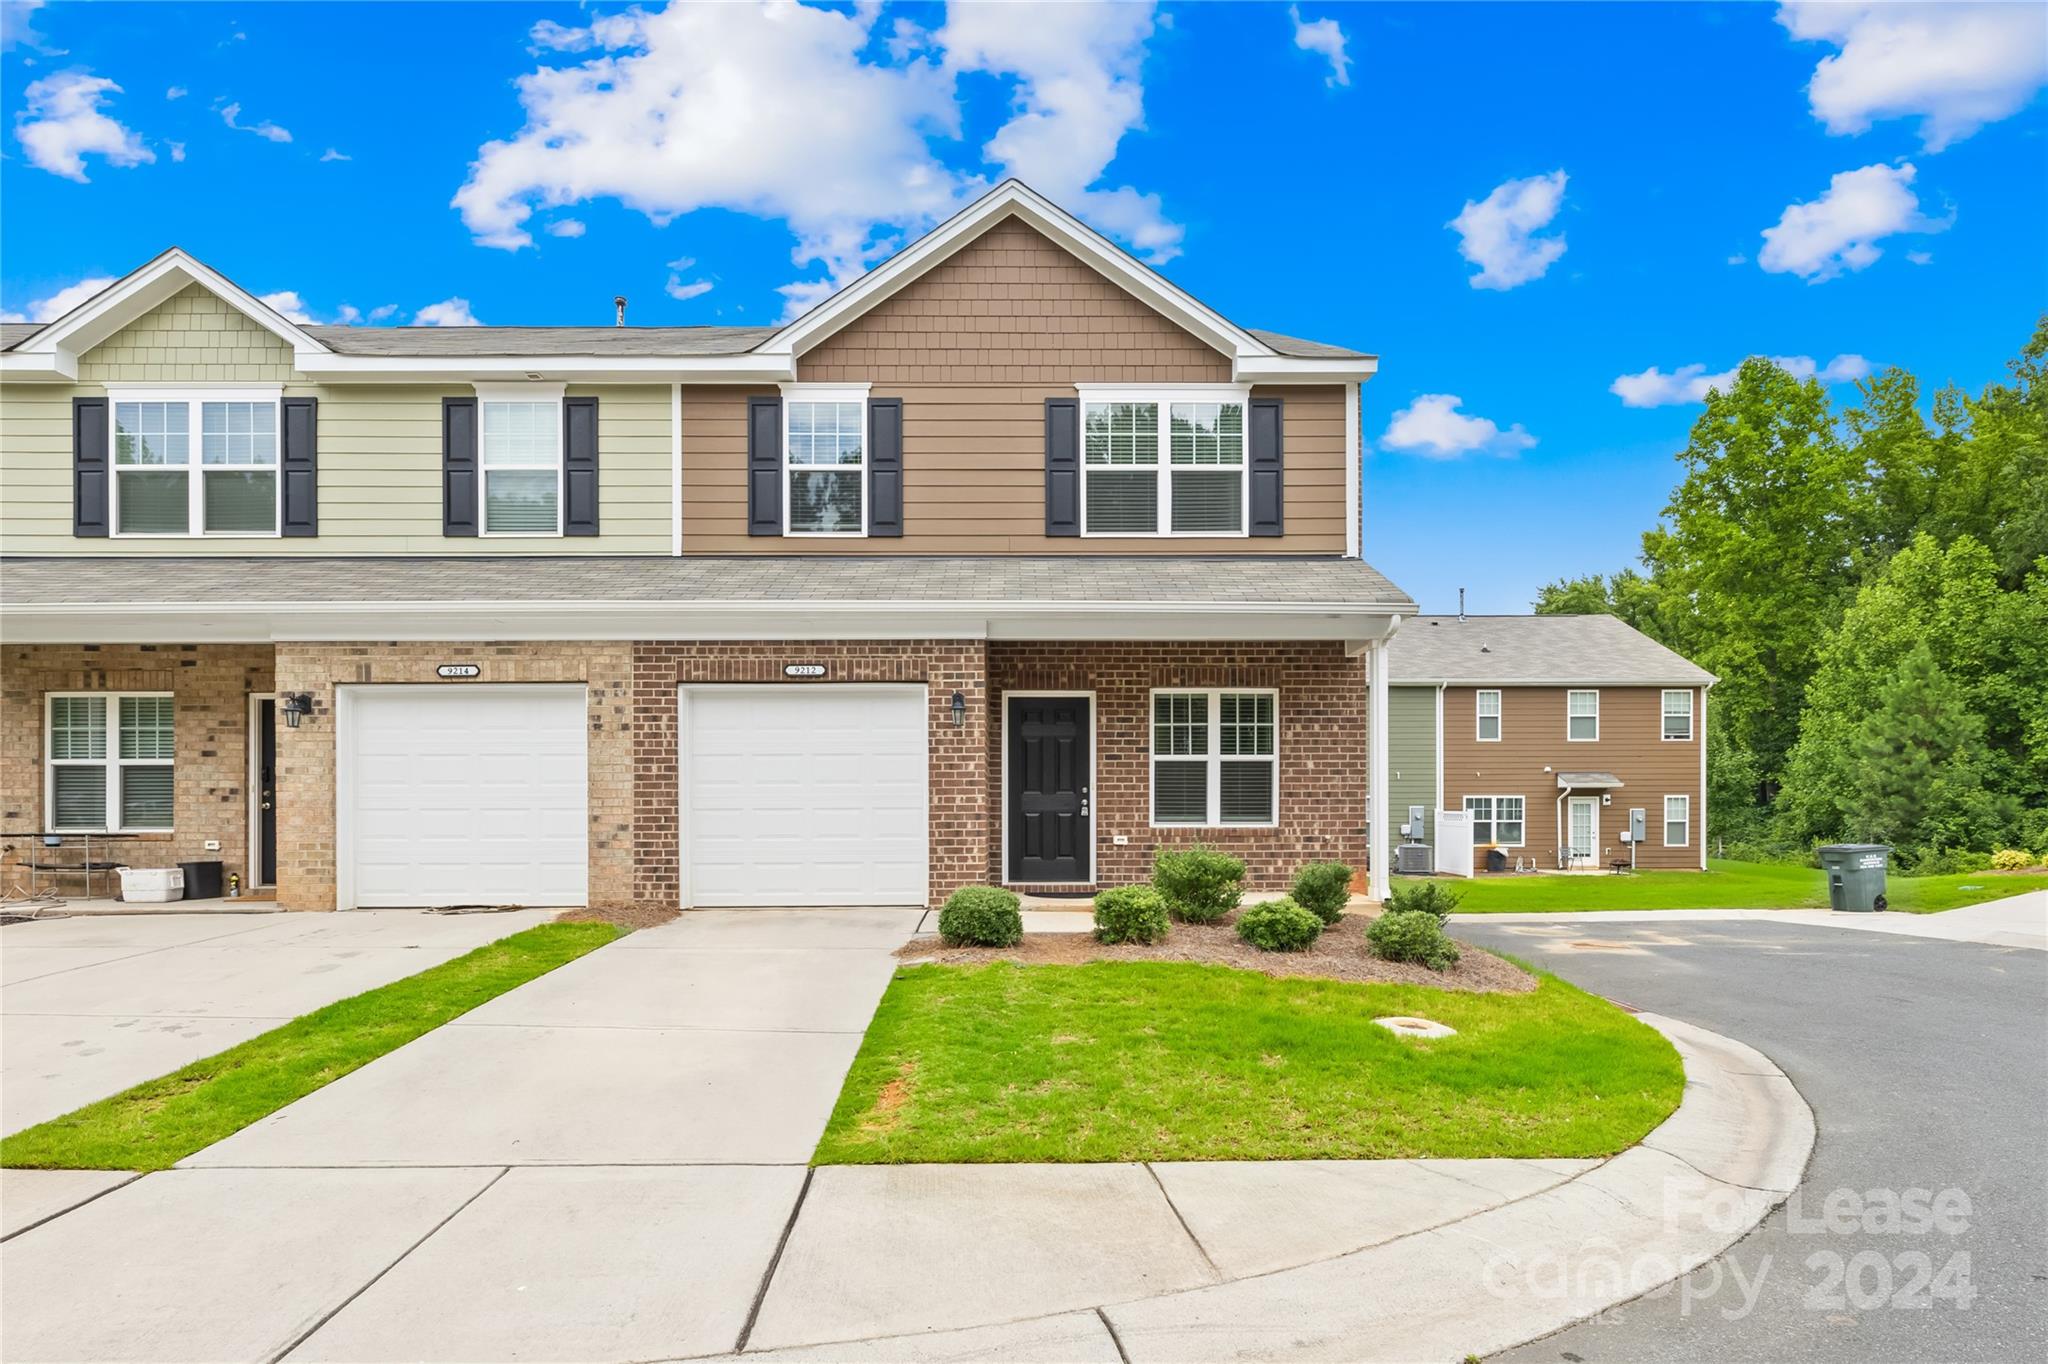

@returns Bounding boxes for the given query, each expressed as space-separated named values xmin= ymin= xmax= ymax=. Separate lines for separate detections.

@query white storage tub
xmin=116 ymin=866 xmax=184 ymax=903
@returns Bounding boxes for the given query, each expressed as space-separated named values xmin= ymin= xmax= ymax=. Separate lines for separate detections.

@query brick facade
xmin=988 ymin=642 xmax=1366 ymax=890
xmin=2 ymin=644 xmax=274 ymax=894
xmin=271 ymin=642 xmax=635 ymax=911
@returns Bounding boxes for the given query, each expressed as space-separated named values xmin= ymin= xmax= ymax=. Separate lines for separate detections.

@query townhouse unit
xmin=0 ymin=181 xmax=1416 ymax=912
xmin=1371 ymin=614 xmax=1716 ymax=872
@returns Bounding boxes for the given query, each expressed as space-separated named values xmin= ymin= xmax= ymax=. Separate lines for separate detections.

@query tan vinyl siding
xmin=1440 ymin=685 xmax=1705 ymax=871
xmin=685 ymin=217 xmax=1348 ymax=554
xmin=1 ymin=288 xmax=673 ymax=555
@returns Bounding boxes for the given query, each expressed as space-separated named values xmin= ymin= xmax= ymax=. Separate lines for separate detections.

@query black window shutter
xmin=280 ymin=396 xmax=318 ymax=537
xmin=73 ymin=397 xmax=110 ymax=537
xmin=1249 ymin=396 xmax=1285 ymax=537
xmin=747 ymin=396 xmax=782 ymax=536
xmin=868 ymin=397 xmax=903 ymax=537
xmin=1044 ymin=397 xmax=1079 ymax=537
xmin=443 ymin=397 xmax=479 ymax=536
xmin=563 ymin=395 xmax=600 ymax=536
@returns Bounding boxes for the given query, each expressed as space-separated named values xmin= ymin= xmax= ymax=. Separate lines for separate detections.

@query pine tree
xmin=1851 ymin=643 xmax=2011 ymax=857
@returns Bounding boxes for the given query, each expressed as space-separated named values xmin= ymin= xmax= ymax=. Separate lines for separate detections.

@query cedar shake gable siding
xmin=1440 ymin=685 xmax=1704 ymax=871
xmin=681 ymin=217 xmax=1351 ymax=554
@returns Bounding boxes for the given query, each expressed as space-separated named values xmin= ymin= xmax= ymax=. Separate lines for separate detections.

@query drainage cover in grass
xmin=1 ymin=921 xmax=620 ymax=1173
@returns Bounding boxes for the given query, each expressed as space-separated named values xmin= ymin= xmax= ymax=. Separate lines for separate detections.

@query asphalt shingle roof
xmin=0 ymin=555 xmax=1416 ymax=611
xmin=1384 ymin=614 xmax=1715 ymax=686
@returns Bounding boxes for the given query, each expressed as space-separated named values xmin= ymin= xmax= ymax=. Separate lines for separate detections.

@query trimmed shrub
xmin=1236 ymin=897 xmax=1323 ymax=952
xmin=1383 ymin=880 xmax=1462 ymax=921
xmin=937 ymin=886 xmax=1023 ymax=948
xmin=1290 ymin=861 xmax=1354 ymax=924
xmin=1367 ymin=909 xmax=1461 ymax=971
xmin=1094 ymin=886 xmax=1170 ymax=945
xmin=1152 ymin=845 xmax=1245 ymax=923
xmin=1990 ymin=848 xmax=2038 ymax=871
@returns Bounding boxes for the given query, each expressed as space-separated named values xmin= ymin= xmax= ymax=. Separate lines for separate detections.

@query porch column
xmin=1368 ymin=635 xmax=1391 ymax=902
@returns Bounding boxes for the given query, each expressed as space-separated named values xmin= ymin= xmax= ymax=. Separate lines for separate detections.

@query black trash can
xmin=1486 ymin=847 xmax=1509 ymax=873
xmin=179 ymin=859 xmax=225 ymax=901
xmin=1817 ymin=844 xmax=1891 ymax=911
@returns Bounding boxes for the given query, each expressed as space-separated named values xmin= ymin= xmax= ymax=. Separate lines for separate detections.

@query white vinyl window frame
xmin=780 ymin=383 xmax=869 ymax=538
xmin=475 ymin=383 xmax=566 ymax=538
xmin=1077 ymin=385 xmax=1252 ymax=539
xmin=1462 ymin=794 xmax=1526 ymax=848
xmin=1664 ymin=794 xmax=1690 ymax=848
xmin=1662 ymin=689 xmax=1694 ymax=741
xmin=1148 ymin=686 xmax=1279 ymax=828
xmin=1476 ymin=689 xmax=1502 ymax=742
xmin=1567 ymin=689 xmax=1600 ymax=742
xmin=44 ymin=692 xmax=175 ymax=833
xmin=105 ymin=386 xmax=283 ymax=539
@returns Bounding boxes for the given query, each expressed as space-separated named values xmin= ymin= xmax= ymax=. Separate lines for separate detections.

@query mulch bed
xmin=554 ymin=904 xmax=682 ymax=932
xmin=899 ymin=912 xmax=1536 ymax=994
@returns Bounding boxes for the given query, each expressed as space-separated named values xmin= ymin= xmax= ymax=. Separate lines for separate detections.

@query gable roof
xmin=2 ymin=181 xmax=1374 ymax=383
xmin=1384 ymin=615 xmax=1716 ymax=686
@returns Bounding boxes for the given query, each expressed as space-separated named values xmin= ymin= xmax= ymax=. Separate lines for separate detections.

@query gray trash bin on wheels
xmin=1818 ymin=844 xmax=1891 ymax=911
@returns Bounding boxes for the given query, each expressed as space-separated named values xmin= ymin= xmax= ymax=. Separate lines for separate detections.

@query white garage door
xmin=339 ymin=685 xmax=588 ymax=909
xmin=682 ymin=685 xmax=928 ymax=907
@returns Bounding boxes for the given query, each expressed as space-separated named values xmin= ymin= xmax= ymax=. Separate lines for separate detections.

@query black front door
xmin=257 ymin=699 xmax=278 ymax=886
xmin=1007 ymin=695 xmax=1090 ymax=883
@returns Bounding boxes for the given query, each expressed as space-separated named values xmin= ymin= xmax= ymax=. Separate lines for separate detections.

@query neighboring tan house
xmin=0 ymin=180 xmax=1419 ymax=911
xmin=1370 ymin=614 xmax=1715 ymax=872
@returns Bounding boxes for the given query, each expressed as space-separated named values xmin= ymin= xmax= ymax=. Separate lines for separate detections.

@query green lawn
xmin=815 ymin=961 xmax=1682 ymax=1165
xmin=1 ymin=922 xmax=619 ymax=1172
xmin=1405 ymin=859 xmax=2048 ymax=914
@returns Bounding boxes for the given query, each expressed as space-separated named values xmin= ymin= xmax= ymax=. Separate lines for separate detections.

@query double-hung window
xmin=1567 ymin=689 xmax=1600 ymax=741
xmin=45 ymin=694 xmax=175 ymax=832
xmin=1476 ymin=689 xmax=1502 ymax=741
xmin=111 ymin=391 xmax=280 ymax=536
xmin=1081 ymin=389 xmax=1248 ymax=536
xmin=479 ymin=394 xmax=562 ymax=535
xmin=1662 ymin=689 xmax=1694 ymax=740
xmin=1463 ymin=794 xmax=1525 ymax=847
xmin=784 ymin=389 xmax=866 ymax=535
xmin=1150 ymin=688 xmax=1278 ymax=826
xmin=1664 ymin=795 xmax=1690 ymax=847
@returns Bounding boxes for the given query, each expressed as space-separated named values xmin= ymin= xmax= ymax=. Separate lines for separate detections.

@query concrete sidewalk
xmin=0 ymin=907 xmax=555 ymax=1135
xmin=1451 ymin=887 xmax=2048 ymax=951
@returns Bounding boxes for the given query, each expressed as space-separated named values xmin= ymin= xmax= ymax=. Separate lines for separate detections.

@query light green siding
xmin=1368 ymin=684 xmax=1440 ymax=845
xmin=2 ymin=286 xmax=674 ymax=556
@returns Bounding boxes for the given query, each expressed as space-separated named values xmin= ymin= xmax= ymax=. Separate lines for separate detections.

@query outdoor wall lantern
xmin=280 ymin=693 xmax=315 ymax=729
xmin=950 ymin=690 xmax=967 ymax=728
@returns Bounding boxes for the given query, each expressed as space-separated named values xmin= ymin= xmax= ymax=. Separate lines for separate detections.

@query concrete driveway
xmin=0 ymin=908 xmax=554 ymax=1135
xmin=2 ymin=908 xmax=923 ymax=1363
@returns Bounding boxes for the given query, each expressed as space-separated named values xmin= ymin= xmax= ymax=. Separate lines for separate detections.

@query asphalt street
xmin=1455 ymin=917 xmax=2048 ymax=1364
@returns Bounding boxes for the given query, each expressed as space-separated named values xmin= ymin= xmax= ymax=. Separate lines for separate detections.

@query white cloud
xmin=319 ymin=147 xmax=350 ymax=162
xmin=2 ymin=0 xmax=59 ymax=55
xmin=1289 ymin=6 xmax=1350 ymax=87
xmin=1906 ymin=249 xmax=1933 ymax=266
xmin=168 ymin=140 xmax=185 ymax=162
xmin=14 ymin=71 xmax=154 ymax=181
xmin=454 ymin=1 xmax=1178 ymax=317
xmin=1726 ymin=252 xmax=1747 ymax=265
xmin=528 ymin=18 xmax=592 ymax=52
xmin=415 ymin=298 xmax=482 ymax=326
xmin=368 ymin=304 xmax=399 ymax=322
xmin=1380 ymin=394 xmax=1535 ymax=459
xmin=219 ymin=101 xmax=292 ymax=143
xmin=335 ymin=305 xmax=361 ymax=324
xmin=1778 ymin=2 xmax=2048 ymax=152
xmin=1611 ymin=353 xmax=1873 ymax=407
xmin=1758 ymin=161 xmax=1949 ymax=281
xmin=0 ymin=274 xmax=118 ymax=324
xmin=1448 ymin=170 xmax=1567 ymax=290
xmin=165 ymin=85 xmax=187 ymax=101
xmin=258 ymin=290 xmax=315 ymax=324
xmin=665 ymin=255 xmax=713 ymax=300
xmin=545 ymin=218 xmax=586 ymax=238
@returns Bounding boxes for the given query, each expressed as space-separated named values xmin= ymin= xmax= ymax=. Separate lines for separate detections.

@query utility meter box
xmin=1629 ymin=808 xmax=1647 ymax=844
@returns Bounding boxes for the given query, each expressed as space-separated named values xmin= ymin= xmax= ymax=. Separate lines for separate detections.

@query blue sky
xmin=4 ymin=1 xmax=2044 ymax=611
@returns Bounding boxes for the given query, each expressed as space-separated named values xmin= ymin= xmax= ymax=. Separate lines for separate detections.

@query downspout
xmin=1700 ymin=684 xmax=1710 ymax=869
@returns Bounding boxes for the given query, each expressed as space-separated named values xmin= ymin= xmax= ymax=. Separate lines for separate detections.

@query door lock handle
xmin=260 ymin=801 xmax=272 ymax=810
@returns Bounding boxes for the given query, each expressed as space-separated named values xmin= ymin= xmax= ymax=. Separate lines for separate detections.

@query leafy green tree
xmin=1642 ymin=358 xmax=1868 ymax=785
xmin=1704 ymin=705 xmax=1765 ymax=848
xmin=1531 ymin=568 xmax=1667 ymax=639
xmin=1849 ymin=643 xmax=2011 ymax=858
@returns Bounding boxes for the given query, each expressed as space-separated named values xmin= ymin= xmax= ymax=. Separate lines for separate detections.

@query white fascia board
xmin=26 ymin=248 xmax=326 ymax=360
xmin=4 ymin=599 xmax=1409 ymax=645
xmin=289 ymin=352 xmax=795 ymax=383
xmin=759 ymin=181 xmax=1276 ymax=363
xmin=1233 ymin=355 xmax=1380 ymax=384
xmin=0 ymin=352 xmax=75 ymax=380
